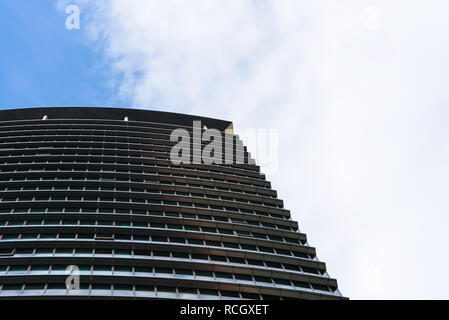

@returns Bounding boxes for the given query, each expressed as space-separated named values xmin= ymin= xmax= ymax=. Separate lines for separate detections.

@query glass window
xmin=91 ymin=284 xmax=111 ymax=293
xmin=266 ymin=261 xmax=282 ymax=269
xmin=26 ymin=220 xmax=42 ymax=226
xmin=202 ymin=227 xmax=217 ymax=233
xmin=214 ymin=216 xmax=228 ymax=222
xmin=258 ymin=246 xmax=274 ymax=253
xmin=210 ymin=255 xmax=227 ymax=262
xmin=184 ymin=225 xmax=200 ymax=231
xmin=170 ymin=237 xmax=185 ymax=244
xmin=150 ymin=222 xmax=165 ymax=229
xmin=172 ymin=252 xmax=189 ymax=259
xmin=115 ymin=234 xmax=131 ymax=240
xmin=292 ymin=280 xmax=310 ymax=289
xmin=234 ymin=274 xmax=253 ymax=282
xmin=228 ymin=257 xmax=246 ymax=264
xmin=116 ymin=209 xmax=131 ymax=215
xmin=51 ymin=265 xmax=67 ymax=273
xmin=155 ymin=267 xmax=172 ymax=277
xmin=1 ymin=284 xmax=22 ymax=294
xmin=188 ymin=239 xmax=203 ymax=245
xmin=241 ymin=292 xmax=260 ymax=300
xmin=241 ymin=244 xmax=257 ymax=251
xmin=13 ymin=209 xmax=28 ymax=214
xmin=9 ymin=220 xmax=24 ymax=226
xmin=133 ymin=222 xmax=148 ymax=228
xmin=62 ymin=220 xmax=77 ymax=226
xmin=223 ymin=242 xmax=239 ymax=249
xmin=48 ymin=208 xmax=64 ymax=214
xmin=134 ymin=250 xmax=151 ymax=257
xmin=312 ymin=284 xmax=330 ymax=292
xmin=78 ymin=233 xmax=94 ymax=239
xmin=302 ymin=266 xmax=320 ymax=275
xmin=195 ymin=270 xmax=213 ymax=280
xmin=267 ymin=235 xmax=283 ymax=242
xmin=284 ymin=264 xmax=301 ymax=271
xmin=79 ymin=265 xmax=92 ymax=274
xmin=221 ymin=290 xmax=240 ymax=299
xmin=15 ymin=248 xmax=33 ymax=255
xmin=274 ymin=278 xmax=292 ymax=288
xmin=135 ymin=285 xmax=155 ymax=297
xmin=285 ymin=238 xmax=300 ymax=244
xmin=200 ymin=289 xmax=219 ymax=300
xmin=114 ymin=284 xmax=133 ymax=292
xmin=254 ymin=276 xmax=272 ymax=285
xmin=29 ymin=265 xmax=50 ymax=274
xmin=2 ymin=234 xmax=19 ymax=240
xmin=44 ymin=220 xmax=59 ymax=226
xmin=75 ymin=249 xmax=93 ymax=255
xmin=8 ymin=266 xmax=28 ymax=275
xmin=21 ymin=233 xmax=39 ymax=240
xmin=36 ymin=248 xmax=53 ymax=255
xmin=135 ymin=266 xmax=152 ymax=275
xmin=191 ymin=253 xmax=208 ymax=260
xmin=215 ymin=272 xmax=234 ymax=281
xmin=114 ymin=266 xmax=132 ymax=274
xmin=153 ymin=251 xmax=170 ymax=257
xmin=292 ymin=251 xmax=308 ymax=259
xmin=79 ymin=219 xmax=94 ymax=226
xmin=275 ymin=248 xmax=291 ymax=256
xmin=167 ymin=224 xmax=182 ymax=230
xmin=205 ymin=240 xmax=221 ymax=247
xmin=95 ymin=249 xmax=112 ymax=256
xmin=175 ymin=269 xmax=193 ymax=278
xmin=157 ymin=286 xmax=177 ymax=298
xmin=47 ymin=284 xmax=67 ymax=290
xmin=178 ymin=287 xmax=197 ymax=299
xmin=219 ymin=228 xmax=233 ymax=235
xmin=55 ymin=248 xmax=73 ymax=255
xmin=93 ymin=265 xmax=112 ymax=274
xmin=133 ymin=235 xmax=149 ymax=242
xmin=151 ymin=236 xmax=168 ymax=242
xmin=98 ymin=220 xmax=113 ymax=226
xmin=116 ymin=221 xmax=131 ymax=227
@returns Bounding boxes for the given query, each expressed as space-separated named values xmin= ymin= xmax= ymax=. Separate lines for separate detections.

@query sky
xmin=1 ymin=0 xmax=449 ymax=299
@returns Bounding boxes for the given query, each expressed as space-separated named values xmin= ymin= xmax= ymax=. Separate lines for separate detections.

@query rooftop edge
xmin=0 ymin=107 xmax=233 ymax=132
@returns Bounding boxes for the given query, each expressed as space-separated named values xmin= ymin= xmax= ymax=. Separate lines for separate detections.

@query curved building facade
xmin=0 ymin=107 xmax=345 ymax=300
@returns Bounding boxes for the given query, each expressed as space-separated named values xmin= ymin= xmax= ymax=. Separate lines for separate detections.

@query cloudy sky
xmin=1 ymin=0 xmax=449 ymax=299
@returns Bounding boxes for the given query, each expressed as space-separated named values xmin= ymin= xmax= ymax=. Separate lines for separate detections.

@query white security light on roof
xmin=124 ymin=116 xmax=129 ymax=121
xmin=42 ymin=115 xmax=48 ymax=120
xmin=202 ymin=125 xmax=208 ymax=130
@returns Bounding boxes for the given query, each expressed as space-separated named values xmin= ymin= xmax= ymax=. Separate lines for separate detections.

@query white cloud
xmin=62 ymin=0 xmax=449 ymax=299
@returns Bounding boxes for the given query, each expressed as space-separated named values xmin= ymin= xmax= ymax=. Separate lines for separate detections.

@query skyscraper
xmin=0 ymin=107 xmax=345 ymax=300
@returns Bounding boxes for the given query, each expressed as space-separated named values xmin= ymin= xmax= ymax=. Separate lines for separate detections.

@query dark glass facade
xmin=0 ymin=107 xmax=345 ymax=300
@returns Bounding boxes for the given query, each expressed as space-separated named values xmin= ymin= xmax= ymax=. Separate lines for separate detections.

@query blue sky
xmin=2 ymin=0 xmax=449 ymax=299
xmin=0 ymin=0 xmax=121 ymax=109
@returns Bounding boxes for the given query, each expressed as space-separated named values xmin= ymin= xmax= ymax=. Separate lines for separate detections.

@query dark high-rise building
xmin=0 ymin=107 xmax=345 ymax=300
